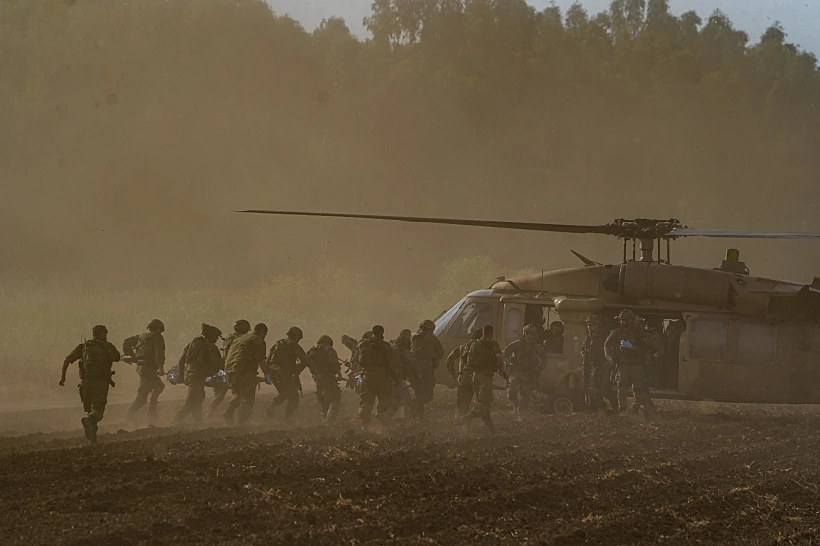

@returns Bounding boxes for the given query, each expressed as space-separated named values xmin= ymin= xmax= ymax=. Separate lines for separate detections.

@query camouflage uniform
xmin=63 ymin=338 xmax=121 ymax=428
xmin=223 ymin=331 xmax=267 ymax=425
xmin=502 ymin=330 xmax=546 ymax=418
xmin=446 ymin=340 xmax=474 ymax=417
xmin=357 ymin=328 xmax=396 ymax=431
xmin=385 ymin=332 xmax=416 ymax=420
xmin=125 ymin=326 xmax=166 ymax=423
xmin=266 ymin=337 xmax=308 ymax=421
xmin=461 ymin=336 xmax=504 ymax=434
xmin=581 ymin=325 xmax=619 ymax=413
xmin=174 ymin=329 xmax=224 ymax=424
xmin=306 ymin=338 xmax=342 ymax=423
xmin=605 ymin=318 xmax=661 ymax=422
xmin=410 ymin=321 xmax=444 ymax=421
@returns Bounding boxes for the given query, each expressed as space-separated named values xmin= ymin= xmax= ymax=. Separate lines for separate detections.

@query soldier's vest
xmin=307 ymin=345 xmax=334 ymax=377
xmin=466 ymin=339 xmax=497 ymax=374
xmin=615 ymin=327 xmax=647 ymax=366
xmin=358 ymin=339 xmax=388 ymax=373
xmin=411 ymin=333 xmax=437 ymax=361
xmin=80 ymin=340 xmax=112 ymax=379
xmin=134 ymin=332 xmax=161 ymax=367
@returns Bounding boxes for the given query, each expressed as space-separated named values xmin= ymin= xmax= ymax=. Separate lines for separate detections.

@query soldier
xmin=447 ymin=328 xmax=483 ymax=417
xmin=266 ymin=326 xmax=309 ymax=423
xmin=342 ymin=331 xmax=373 ymax=392
xmin=357 ymin=325 xmax=397 ymax=432
xmin=581 ymin=315 xmax=619 ymax=415
xmin=544 ymin=321 xmax=565 ymax=353
xmin=59 ymin=325 xmax=121 ymax=444
xmin=502 ymin=324 xmax=547 ymax=420
xmin=386 ymin=329 xmax=416 ymax=421
xmin=124 ymin=319 xmax=167 ymax=425
xmin=306 ymin=335 xmax=343 ymax=424
xmin=410 ymin=319 xmax=444 ymax=422
xmin=605 ymin=310 xmax=660 ymax=423
xmin=174 ymin=324 xmax=224 ymax=424
xmin=460 ymin=324 xmax=507 ymax=435
xmin=223 ymin=321 xmax=271 ymax=426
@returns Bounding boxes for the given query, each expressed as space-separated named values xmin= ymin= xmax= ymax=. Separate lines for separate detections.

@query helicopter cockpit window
xmin=737 ymin=322 xmax=777 ymax=364
xmin=689 ymin=319 xmax=727 ymax=361
xmin=448 ymin=301 xmax=494 ymax=338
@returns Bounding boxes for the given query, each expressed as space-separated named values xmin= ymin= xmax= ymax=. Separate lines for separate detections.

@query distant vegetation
xmin=3 ymin=0 xmax=819 ymax=288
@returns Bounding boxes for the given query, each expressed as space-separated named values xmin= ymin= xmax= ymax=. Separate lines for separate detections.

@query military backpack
xmin=358 ymin=339 xmax=387 ymax=372
xmin=81 ymin=340 xmax=112 ymax=379
xmin=466 ymin=339 xmax=497 ymax=373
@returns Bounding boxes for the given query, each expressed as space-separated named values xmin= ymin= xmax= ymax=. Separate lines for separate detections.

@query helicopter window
xmin=737 ymin=322 xmax=777 ymax=364
xmin=448 ymin=301 xmax=494 ymax=338
xmin=689 ymin=319 xmax=727 ymax=361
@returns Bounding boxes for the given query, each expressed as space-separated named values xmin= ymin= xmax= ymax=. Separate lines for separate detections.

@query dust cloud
xmin=2 ymin=0 xmax=819 ymax=398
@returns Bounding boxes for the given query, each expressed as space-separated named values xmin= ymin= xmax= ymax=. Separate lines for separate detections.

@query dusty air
xmin=3 ymin=0 xmax=820 ymax=544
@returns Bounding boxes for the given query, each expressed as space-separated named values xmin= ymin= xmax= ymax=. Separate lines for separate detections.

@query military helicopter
xmin=239 ymin=210 xmax=820 ymax=413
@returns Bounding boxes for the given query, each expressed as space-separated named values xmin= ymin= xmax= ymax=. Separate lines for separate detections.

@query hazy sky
xmin=269 ymin=0 xmax=820 ymax=54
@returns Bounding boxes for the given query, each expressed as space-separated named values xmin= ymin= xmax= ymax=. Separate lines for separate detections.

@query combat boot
xmin=81 ymin=417 xmax=97 ymax=445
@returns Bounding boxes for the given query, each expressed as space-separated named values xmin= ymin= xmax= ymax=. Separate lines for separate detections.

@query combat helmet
xmin=317 ymin=335 xmax=333 ymax=346
xmin=399 ymin=328 xmax=412 ymax=339
xmin=92 ymin=325 xmax=108 ymax=337
xmin=147 ymin=319 xmax=165 ymax=332
xmin=287 ymin=326 xmax=304 ymax=340
xmin=584 ymin=316 xmax=601 ymax=326
xmin=617 ymin=309 xmax=636 ymax=324
xmin=419 ymin=319 xmax=435 ymax=331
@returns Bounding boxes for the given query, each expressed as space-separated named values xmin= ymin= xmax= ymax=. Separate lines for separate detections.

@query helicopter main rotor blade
xmin=236 ymin=209 xmax=615 ymax=235
xmin=668 ymin=228 xmax=820 ymax=239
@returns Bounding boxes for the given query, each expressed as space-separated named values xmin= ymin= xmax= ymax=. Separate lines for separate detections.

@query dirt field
xmin=2 ymin=388 xmax=820 ymax=546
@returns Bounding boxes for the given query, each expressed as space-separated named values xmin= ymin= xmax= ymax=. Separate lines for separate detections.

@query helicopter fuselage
xmin=433 ymin=262 xmax=820 ymax=407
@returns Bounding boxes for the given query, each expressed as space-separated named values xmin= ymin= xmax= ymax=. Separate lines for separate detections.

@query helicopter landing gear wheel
xmin=546 ymin=387 xmax=579 ymax=415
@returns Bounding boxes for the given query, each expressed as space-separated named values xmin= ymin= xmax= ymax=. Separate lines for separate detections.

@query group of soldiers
xmin=60 ymin=308 xmax=671 ymax=444
xmin=60 ymin=318 xmax=448 ymax=444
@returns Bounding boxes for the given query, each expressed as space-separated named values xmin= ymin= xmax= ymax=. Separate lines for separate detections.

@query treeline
xmin=2 ymin=0 xmax=819 ymax=288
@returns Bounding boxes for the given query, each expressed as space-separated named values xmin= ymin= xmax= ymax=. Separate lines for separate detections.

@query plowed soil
xmin=2 ymin=388 xmax=820 ymax=545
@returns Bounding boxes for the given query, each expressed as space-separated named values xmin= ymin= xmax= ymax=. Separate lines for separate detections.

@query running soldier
xmin=581 ymin=316 xmax=619 ymax=415
xmin=605 ymin=310 xmax=661 ymax=423
xmin=460 ymin=324 xmax=506 ymax=435
xmin=446 ymin=328 xmax=483 ymax=417
xmin=357 ymin=325 xmax=396 ymax=432
xmin=502 ymin=324 xmax=547 ymax=420
xmin=223 ymin=321 xmax=271 ymax=426
xmin=410 ymin=319 xmax=443 ymax=422
xmin=124 ymin=319 xmax=167 ymax=425
xmin=386 ymin=329 xmax=416 ymax=421
xmin=174 ymin=324 xmax=224 ymax=424
xmin=60 ymin=325 xmax=121 ymax=444
xmin=266 ymin=327 xmax=309 ymax=423
xmin=306 ymin=335 xmax=343 ymax=423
